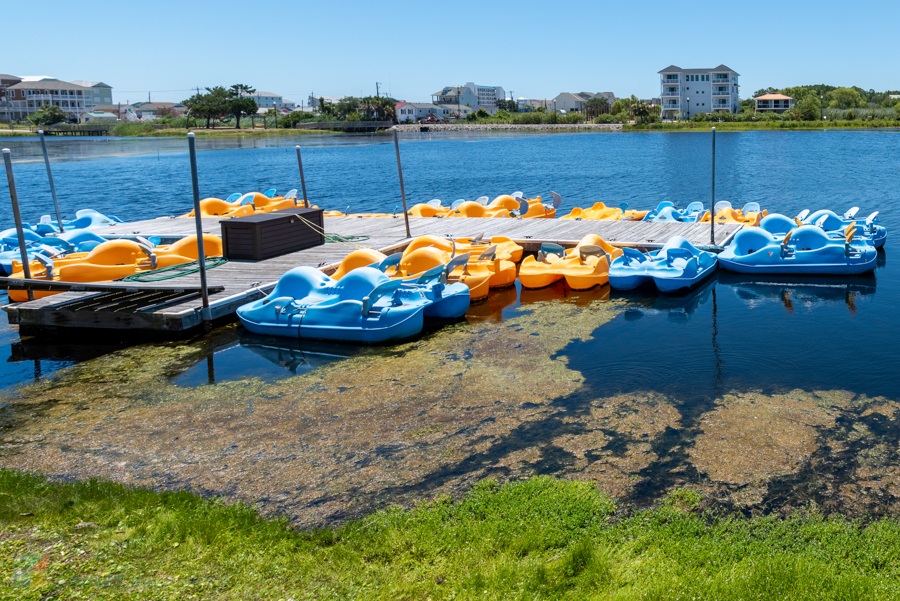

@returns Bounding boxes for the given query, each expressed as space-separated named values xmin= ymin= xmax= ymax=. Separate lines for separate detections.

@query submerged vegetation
xmin=4 ymin=470 xmax=900 ymax=600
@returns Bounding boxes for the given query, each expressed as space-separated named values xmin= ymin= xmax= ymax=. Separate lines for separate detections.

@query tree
xmin=31 ymin=104 xmax=67 ymax=125
xmin=795 ymin=95 xmax=821 ymax=121
xmin=631 ymin=100 xmax=651 ymax=124
xmin=826 ymin=87 xmax=865 ymax=110
xmin=156 ymin=106 xmax=177 ymax=119
xmin=585 ymin=97 xmax=609 ymax=119
xmin=227 ymin=84 xmax=257 ymax=129
xmin=610 ymin=100 xmax=626 ymax=115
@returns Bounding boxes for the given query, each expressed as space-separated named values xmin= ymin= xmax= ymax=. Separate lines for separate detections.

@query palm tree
xmin=631 ymin=101 xmax=651 ymax=124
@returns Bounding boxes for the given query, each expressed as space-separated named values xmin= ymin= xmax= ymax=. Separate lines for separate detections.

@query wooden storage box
xmin=221 ymin=208 xmax=324 ymax=261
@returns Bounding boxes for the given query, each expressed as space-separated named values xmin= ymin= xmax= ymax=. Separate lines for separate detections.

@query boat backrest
xmin=866 ymin=211 xmax=879 ymax=226
xmin=843 ymin=206 xmax=859 ymax=219
xmin=656 ymin=201 xmax=675 ymax=211
xmin=540 ymin=243 xmax=565 ymax=258
xmin=620 ymin=247 xmax=647 ymax=265
xmin=517 ymin=198 xmax=530 ymax=215
xmin=477 ymin=245 xmax=497 ymax=261
xmin=451 ymin=199 xmax=466 ymax=209
xmin=578 ymin=245 xmax=606 ymax=262
xmin=732 ymin=228 xmax=777 ymax=256
xmin=511 ymin=191 xmax=524 ymax=199
xmin=653 ymin=206 xmax=682 ymax=222
xmin=285 ymin=189 xmax=298 ymax=200
xmin=550 ymin=191 xmax=563 ymax=209
xmin=714 ymin=200 xmax=733 ymax=213
xmin=759 ymin=213 xmax=795 ymax=235
xmin=415 ymin=264 xmax=446 ymax=285
xmin=664 ymin=248 xmax=695 ymax=265
xmin=445 ymin=252 xmax=470 ymax=275
xmin=361 ymin=279 xmax=403 ymax=314
xmin=743 ymin=202 xmax=761 ymax=214
xmin=263 ymin=188 xmax=277 ymax=198
xmin=475 ymin=196 xmax=489 ymax=205
xmin=685 ymin=202 xmax=704 ymax=215
xmin=427 ymin=199 xmax=442 ymax=208
xmin=375 ymin=253 xmax=401 ymax=272
xmin=226 ymin=193 xmax=242 ymax=202
xmin=790 ymin=226 xmax=831 ymax=251
xmin=796 ymin=209 xmax=810 ymax=221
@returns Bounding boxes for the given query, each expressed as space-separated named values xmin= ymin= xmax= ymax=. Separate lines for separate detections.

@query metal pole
xmin=187 ymin=133 xmax=210 ymax=328
xmin=38 ymin=131 xmax=64 ymax=232
xmin=3 ymin=149 xmax=34 ymax=301
xmin=393 ymin=128 xmax=411 ymax=238
xmin=294 ymin=145 xmax=308 ymax=207
xmin=710 ymin=126 xmax=716 ymax=246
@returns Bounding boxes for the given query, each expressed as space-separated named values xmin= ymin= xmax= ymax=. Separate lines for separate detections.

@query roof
xmin=134 ymin=102 xmax=181 ymax=111
xmin=405 ymin=103 xmax=440 ymax=109
xmin=754 ymin=93 xmax=792 ymax=100
xmin=395 ymin=102 xmax=408 ymax=109
xmin=243 ymin=91 xmax=281 ymax=98
xmin=84 ymin=111 xmax=117 ymax=118
xmin=8 ymin=80 xmax=91 ymax=91
xmin=0 ymin=74 xmax=21 ymax=81
xmin=554 ymin=92 xmax=586 ymax=102
xmin=432 ymin=86 xmax=470 ymax=97
xmin=93 ymin=104 xmax=134 ymax=111
xmin=20 ymin=75 xmax=55 ymax=82
xmin=658 ymin=64 xmax=740 ymax=76
xmin=71 ymin=80 xmax=111 ymax=88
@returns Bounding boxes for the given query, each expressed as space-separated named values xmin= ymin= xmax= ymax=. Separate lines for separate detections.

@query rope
xmin=120 ymin=256 xmax=228 ymax=282
xmin=289 ymin=214 xmax=370 ymax=249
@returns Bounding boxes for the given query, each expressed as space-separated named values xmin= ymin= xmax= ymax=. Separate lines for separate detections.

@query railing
xmin=712 ymin=90 xmax=731 ymax=96
xmin=661 ymin=77 xmax=680 ymax=83
xmin=661 ymin=88 xmax=681 ymax=96
xmin=663 ymin=104 xmax=680 ymax=109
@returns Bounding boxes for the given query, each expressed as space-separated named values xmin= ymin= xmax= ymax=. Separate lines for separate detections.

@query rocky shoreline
xmin=393 ymin=123 xmax=622 ymax=133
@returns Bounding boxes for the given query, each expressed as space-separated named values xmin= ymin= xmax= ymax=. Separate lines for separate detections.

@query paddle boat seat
xmin=518 ymin=234 xmax=619 ymax=290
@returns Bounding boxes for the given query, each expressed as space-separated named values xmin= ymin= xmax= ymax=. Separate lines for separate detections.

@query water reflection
xmin=718 ymin=271 xmax=876 ymax=315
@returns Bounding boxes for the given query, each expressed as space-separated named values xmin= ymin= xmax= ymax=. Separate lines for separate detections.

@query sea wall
xmin=393 ymin=123 xmax=622 ymax=133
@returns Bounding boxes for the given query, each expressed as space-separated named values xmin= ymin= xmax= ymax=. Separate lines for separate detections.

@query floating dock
xmin=2 ymin=217 xmax=740 ymax=338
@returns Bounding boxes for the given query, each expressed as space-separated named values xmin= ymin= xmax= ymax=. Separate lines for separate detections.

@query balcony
xmin=661 ymin=77 xmax=680 ymax=85
xmin=27 ymin=94 xmax=53 ymax=101
xmin=712 ymin=89 xmax=731 ymax=96
xmin=661 ymin=88 xmax=681 ymax=97
xmin=662 ymin=103 xmax=680 ymax=110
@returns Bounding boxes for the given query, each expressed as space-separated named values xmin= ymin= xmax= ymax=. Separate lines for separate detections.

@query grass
xmin=3 ymin=471 xmax=900 ymax=600
xmin=109 ymin=124 xmax=339 ymax=137
xmin=624 ymin=120 xmax=900 ymax=131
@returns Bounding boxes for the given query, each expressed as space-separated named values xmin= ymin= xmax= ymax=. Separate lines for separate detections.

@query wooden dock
xmin=2 ymin=217 xmax=740 ymax=338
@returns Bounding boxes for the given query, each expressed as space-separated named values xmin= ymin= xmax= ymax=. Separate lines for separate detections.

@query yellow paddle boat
xmin=518 ymin=234 xmax=620 ymax=290
xmin=8 ymin=235 xmax=223 ymax=301
xmin=560 ymin=202 xmax=648 ymax=221
xmin=183 ymin=190 xmax=313 ymax=218
xmin=699 ymin=201 xmax=767 ymax=226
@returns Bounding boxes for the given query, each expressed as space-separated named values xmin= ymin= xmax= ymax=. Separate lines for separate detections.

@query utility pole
xmin=376 ymin=82 xmax=381 ymax=98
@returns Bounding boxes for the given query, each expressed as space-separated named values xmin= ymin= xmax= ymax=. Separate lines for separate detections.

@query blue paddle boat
xmin=643 ymin=201 xmax=705 ymax=223
xmin=802 ymin=209 xmax=885 ymax=249
xmin=761 ymin=213 xmax=880 ymax=249
xmin=608 ymin=237 xmax=717 ymax=292
xmin=32 ymin=209 xmax=124 ymax=234
xmin=718 ymin=225 xmax=876 ymax=275
xmin=644 ymin=236 xmax=718 ymax=293
xmin=237 ymin=264 xmax=470 ymax=343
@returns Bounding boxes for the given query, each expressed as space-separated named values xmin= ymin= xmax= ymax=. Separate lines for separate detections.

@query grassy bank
xmin=624 ymin=120 xmax=900 ymax=131
xmin=3 ymin=470 xmax=900 ymax=600
xmin=109 ymin=122 xmax=339 ymax=137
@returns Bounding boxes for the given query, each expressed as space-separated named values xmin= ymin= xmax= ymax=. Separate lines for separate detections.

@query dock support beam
xmin=187 ymin=133 xmax=211 ymax=330
xmin=2 ymin=149 xmax=34 ymax=301
xmin=38 ymin=130 xmax=64 ymax=232
xmin=393 ymin=129 xmax=411 ymax=238
xmin=710 ymin=127 xmax=716 ymax=246
xmin=295 ymin=146 xmax=308 ymax=207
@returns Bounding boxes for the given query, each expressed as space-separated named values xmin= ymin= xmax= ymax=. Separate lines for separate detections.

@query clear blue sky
xmin=6 ymin=0 xmax=897 ymax=104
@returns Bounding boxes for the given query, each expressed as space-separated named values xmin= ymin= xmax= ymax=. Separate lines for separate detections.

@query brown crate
xmin=221 ymin=208 xmax=324 ymax=261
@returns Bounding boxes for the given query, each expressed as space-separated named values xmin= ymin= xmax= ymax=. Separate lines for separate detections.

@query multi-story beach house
xmin=658 ymin=65 xmax=740 ymax=120
xmin=3 ymin=78 xmax=91 ymax=122
xmin=431 ymin=86 xmax=479 ymax=107
xmin=70 ymin=80 xmax=114 ymax=109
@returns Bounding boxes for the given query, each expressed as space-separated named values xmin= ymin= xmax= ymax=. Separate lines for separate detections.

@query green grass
xmin=4 ymin=470 xmax=900 ymax=599
xmin=624 ymin=120 xmax=900 ymax=131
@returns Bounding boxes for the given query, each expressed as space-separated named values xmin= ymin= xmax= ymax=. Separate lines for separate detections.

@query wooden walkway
xmin=3 ymin=217 xmax=740 ymax=338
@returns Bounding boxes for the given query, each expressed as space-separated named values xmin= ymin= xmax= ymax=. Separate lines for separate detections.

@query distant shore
xmin=393 ymin=123 xmax=622 ymax=133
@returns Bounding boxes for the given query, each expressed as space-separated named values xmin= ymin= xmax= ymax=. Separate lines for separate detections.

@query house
xmin=517 ymin=98 xmax=552 ymax=112
xmin=464 ymin=82 xmax=506 ymax=107
xmin=553 ymin=92 xmax=587 ymax=113
xmin=93 ymin=103 xmax=137 ymax=121
xmin=754 ymin=93 xmax=794 ymax=114
xmin=308 ymin=95 xmax=344 ymax=110
xmin=70 ymin=80 xmax=113 ymax=108
xmin=658 ymin=64 xmax=740 ymax=120
xmin=395 ymin=102 xmax=442 ymax=122
xmin=431 ymin=86 xmax=479 ymax=107
xmin=437 ymin=104 xmax=474 ymax=119
xmin=131 ymin=102 xmax=185 ymax=120
xmin=0 ymin=74 xmax=22 ymax=121
xmin=82 ymin=111 xmax=117 ymax=122
xmin=240 ymin=90 xmax=293 ymax=109
xmin=3 ymin=79 xmax=91 ymax=122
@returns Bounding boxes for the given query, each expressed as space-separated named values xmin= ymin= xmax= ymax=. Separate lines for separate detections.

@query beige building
xmin=3 ymin=78 xmax=91 ymax=122
xmin=754 ymin=93 xmax=794 ymax=114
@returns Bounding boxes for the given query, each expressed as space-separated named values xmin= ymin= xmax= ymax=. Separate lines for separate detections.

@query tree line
xmin=182 ymin=84 xmax=260 ymax=129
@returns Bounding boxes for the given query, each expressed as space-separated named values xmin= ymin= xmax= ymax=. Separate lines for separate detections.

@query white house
xmin=308 ymin=95 xmax=344 ymax=109
xmin=464 ymin=82 xmax=505 ymax=107
xmin=754 ymin=93 xmax=794 ymax=114
xmin=437 ymin=104 xmax=474 ymax=119
xmin=517 ymin=98 xmax=552 ymax=112
xmin=395 ymin=102 xmax=441 ymax=122
xmin=553 ymin=92 xmax=588 ymax=113
xmin=659 ymin=64 xmax=740 ymax=120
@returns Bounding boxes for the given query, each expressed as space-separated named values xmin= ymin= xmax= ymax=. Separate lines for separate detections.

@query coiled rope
xmin=120 ymin=256 xmax=229 ymax=282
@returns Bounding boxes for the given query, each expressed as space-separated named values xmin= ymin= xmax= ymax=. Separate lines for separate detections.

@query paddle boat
xmin=182 ymin=189 xmax=310 ymax=218
xmin=608 ymin=236 xmax=717 ymax=292
xmin=761 ymin=212 xmax=882 ymax=250
xmin=718 ymin=225 xmax=876 ymax=275
xmin=642 ymin=201 xmax=706 ymax=223
xmin=27 ymin=209 xmax=124 ymax=234
xmin=560 ymin=202 xmax=648 ymax=221
xmin=236 ymin=265 xmax=469 ymax=342
xmin=508 ymin=191 xmax=562 ymax=219
xmin=0 ymin=229 xmax=109 ymax=275
xmin=801 ymin=208 xmax=885 ymax=249
xmin=699 ymin=201 xmax=766 ymax=226
xmin=407 ymin=199 xmax=454 ymax=218
xmin=518 ymin=234 xmax=619 ymax=290
xmin=401 ymin=234 xmax=522 ymax=263
xmin=7 ymin=234 xmax=223 ymax=301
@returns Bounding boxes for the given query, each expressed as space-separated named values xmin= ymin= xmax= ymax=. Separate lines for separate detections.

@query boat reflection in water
xmin=465 ymin=285 xmax=519 ymax=323
xmin=239 ymin=334 xmax=354 ymax=375
xmin=518 ymin=280 xmax=610 ymax=307
xmin=716 ymin=271 xmax=877 ymax=315
xmin=611 ymin=275 xmax=716 ymax=323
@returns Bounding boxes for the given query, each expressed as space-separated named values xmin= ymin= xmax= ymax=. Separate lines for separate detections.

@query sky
xmin=5 ymin=0 xmax=897 ymax=105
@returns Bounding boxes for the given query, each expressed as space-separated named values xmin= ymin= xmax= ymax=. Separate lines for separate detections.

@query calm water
xmin=0 ymin=130 xmax=897 ymax=401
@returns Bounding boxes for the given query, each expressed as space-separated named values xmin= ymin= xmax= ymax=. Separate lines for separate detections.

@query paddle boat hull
xmin=719 ymin=226 xmax=877 ymax=275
